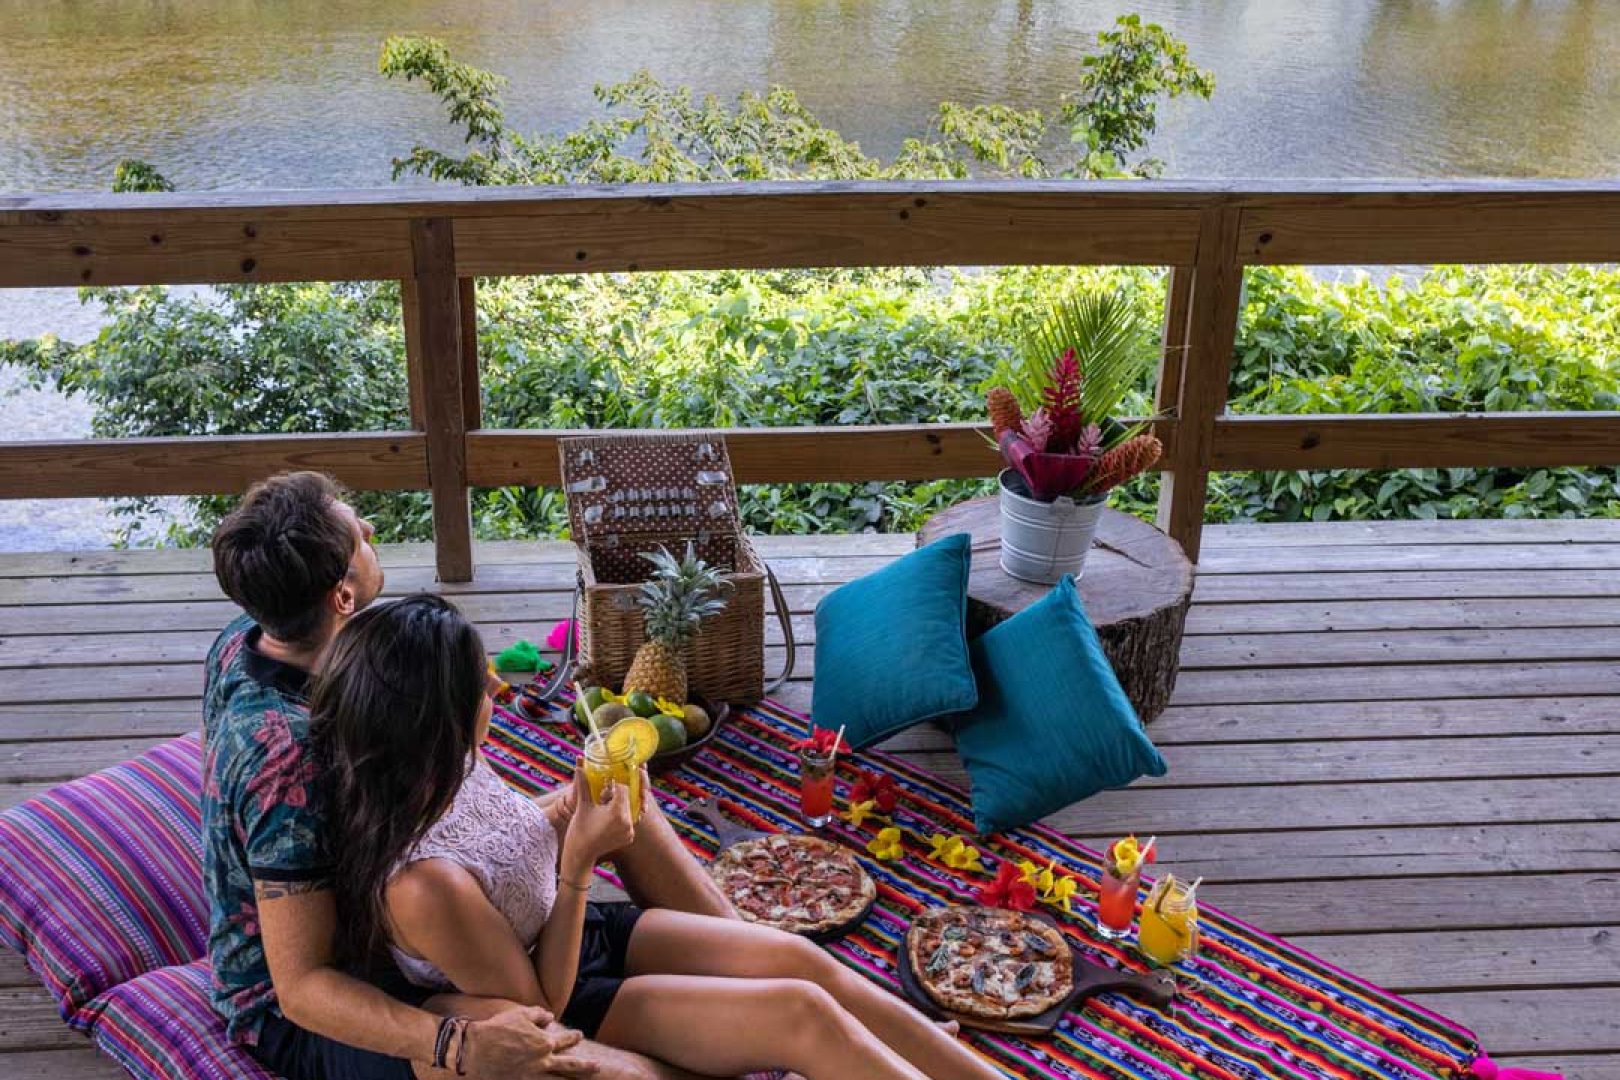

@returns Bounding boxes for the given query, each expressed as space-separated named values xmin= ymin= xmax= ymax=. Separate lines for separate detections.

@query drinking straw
xmin=1185 ymin=876 xmax=1204 ymax=899
xmin=1140 ymin=836 xmax=1157 ymax=863
xmin=576 ymin=681 xmax=602 ymax=743
xmin=831 ymin=724 xmax=847 ymax=764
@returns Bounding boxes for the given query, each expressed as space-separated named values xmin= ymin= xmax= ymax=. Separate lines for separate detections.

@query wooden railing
xmin=4 ymin=180 xmax=1620 ymax=581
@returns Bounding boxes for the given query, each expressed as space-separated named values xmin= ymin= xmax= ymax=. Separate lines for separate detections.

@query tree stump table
xmin=918 ymin=499 xmax=1193 ymax=722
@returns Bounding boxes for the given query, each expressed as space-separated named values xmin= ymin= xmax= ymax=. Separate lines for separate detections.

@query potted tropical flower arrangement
xmin=985 ymin=292 xmax=1163 ymax=583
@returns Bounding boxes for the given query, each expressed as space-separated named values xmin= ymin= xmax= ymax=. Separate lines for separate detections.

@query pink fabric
xmin=1471 ymin=1054 xmax=1564 ymax=1080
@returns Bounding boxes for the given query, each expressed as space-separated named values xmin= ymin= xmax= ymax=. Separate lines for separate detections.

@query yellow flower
xmin=927 ymin=834 xmax=985 ymax=872
xmin=867 ymin=827 xmax=904 ymax=861
xmin=1046 ymin=874 xmax=1079 ymax=913
xmin=1018 ymin=859 xmax=1055 ymax=894
xmin=844 ymin=799 xmax=879 ymax=829
xmin=654 ymin=696 xmax=684 ymax=717
xmin=599 ymin=688 xmax=626 ymax=705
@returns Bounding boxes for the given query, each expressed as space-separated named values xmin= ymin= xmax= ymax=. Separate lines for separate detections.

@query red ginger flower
xmin=1087 ymin=434 xmax=1163 ymax=495
xmin=975 ymin=861 xmax=1038 ymax=911
xmin=849 ymin=770 xmax=899 ymax=813
xmin=987 ymin=387 xmax=1024 ymax=440
xmin=1042 ymin=349 xmax=1084 ymax=453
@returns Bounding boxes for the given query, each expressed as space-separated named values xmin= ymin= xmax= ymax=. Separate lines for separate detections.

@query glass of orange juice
xmin=583 ymin=732 xmax=644 ymax=820
xmin=1138 ymin=874 xmax=1199 ymax=966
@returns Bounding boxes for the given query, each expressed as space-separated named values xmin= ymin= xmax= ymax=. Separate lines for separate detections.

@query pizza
xmin=906 ymin=906 xmax=1075 ymax=1020
xmin=707 ymin=833 xmax=876 ymax=935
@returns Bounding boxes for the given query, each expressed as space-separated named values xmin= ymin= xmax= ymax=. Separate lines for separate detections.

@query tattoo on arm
xmin=254 ymin=879 xmax=330 ymax=901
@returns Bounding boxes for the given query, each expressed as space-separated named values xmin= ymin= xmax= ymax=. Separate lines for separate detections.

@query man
xmin=203 ymin=471 xmax=729 ymax=1080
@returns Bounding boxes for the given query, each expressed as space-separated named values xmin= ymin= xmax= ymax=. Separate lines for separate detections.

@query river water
xmin=2 ymin=0 xmax=1618 ymax=547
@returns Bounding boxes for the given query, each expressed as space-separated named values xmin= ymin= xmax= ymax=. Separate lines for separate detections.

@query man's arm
xmin=257 ymin=881 xmax=592 ymax=1078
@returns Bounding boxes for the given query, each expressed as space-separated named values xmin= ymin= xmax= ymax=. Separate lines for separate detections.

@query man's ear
xmin=330 ymin=576 xmax=359 ymax=619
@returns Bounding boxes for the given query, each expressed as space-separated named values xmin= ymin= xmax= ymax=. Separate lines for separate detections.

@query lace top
xmin=389 ymin=756 xmax=559 ymax=989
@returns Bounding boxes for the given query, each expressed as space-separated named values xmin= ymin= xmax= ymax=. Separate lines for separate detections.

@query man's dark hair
xmin=212 ymin=472 xmax=354 ymax=646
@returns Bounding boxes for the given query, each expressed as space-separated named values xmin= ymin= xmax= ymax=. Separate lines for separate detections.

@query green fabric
xmin=953 ymin=575 xmax=1166 ymax=835
xmin=812 ymin=533 xmax=977 ymax=750
xmin=495 ymin=640 xmax=542 ymax=672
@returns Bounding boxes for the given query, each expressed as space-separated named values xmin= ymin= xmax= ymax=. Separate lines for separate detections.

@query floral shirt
xmin=201 ymin=614 xmax=329 ymax=1045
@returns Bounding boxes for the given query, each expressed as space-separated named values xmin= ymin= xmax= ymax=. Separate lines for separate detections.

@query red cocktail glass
xmin=798 ymin=746 xmax=835 ymax=827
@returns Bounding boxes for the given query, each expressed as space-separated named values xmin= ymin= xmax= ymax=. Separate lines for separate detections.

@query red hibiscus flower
xmin=975 ymin=862 xmax=1038 ymax=911
xmin=849 ymin=770 xmax=899 ymax=813
xmin=790 ymin=726 xmax=850 ymax=756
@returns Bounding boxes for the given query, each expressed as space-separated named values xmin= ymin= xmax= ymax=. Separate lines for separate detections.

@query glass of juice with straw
xmin=796 ymin=724 xmax=844 ymax=828
xmin=1097 ymin=835 xmax=1149 ymax=939
xmin=582 ymin=715 xmax=656 ymax=821
xmin=1139 ymin=874 xmax=1200 ymax=966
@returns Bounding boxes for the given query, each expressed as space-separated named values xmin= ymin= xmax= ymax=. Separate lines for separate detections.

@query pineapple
xmin=622 ymin=542 xmax=730 ymax=705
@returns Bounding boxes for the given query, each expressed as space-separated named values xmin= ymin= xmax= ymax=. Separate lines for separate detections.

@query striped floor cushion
xmin=0 ymin=733 xmax=206 ymax=1022
xmin=86 ymin=960 xmax=271 ymax=1080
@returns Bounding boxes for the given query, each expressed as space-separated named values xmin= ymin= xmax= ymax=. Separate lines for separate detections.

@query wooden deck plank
xmin=1406 ymin=990 xmax=1620 ymax=1056
xmin=1180 ymin=626 xmax=1620 ymax=668
xmin=1071 ymin=822 xmax=1620 ymax=882
xmin=0 ymin=1048 xmax=125 ymax=1080
xmin=1197 ymin=542 xmax=1620 ymax=574
xmin=1287 ymin=927 xmax=1620 ymax=992
xmin=1195 ymin=569 xmax=1620 ymax=602
xmin=1204 ymin=519 xmax=1620 ymax=547
xmin=1186 ymin=597 xmax=1620 ymax=635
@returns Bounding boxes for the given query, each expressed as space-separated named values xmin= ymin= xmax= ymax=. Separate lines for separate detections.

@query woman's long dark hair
xmin=310 ymin=593 xmax=487 ymax=968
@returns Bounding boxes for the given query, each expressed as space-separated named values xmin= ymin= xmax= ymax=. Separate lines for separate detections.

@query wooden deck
xmin=2 ymin=520 xmax=1617 ymax=1080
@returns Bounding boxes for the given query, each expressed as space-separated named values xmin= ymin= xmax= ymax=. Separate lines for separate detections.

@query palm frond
xmin=993 ymin=292 xmax=1158 ymax=450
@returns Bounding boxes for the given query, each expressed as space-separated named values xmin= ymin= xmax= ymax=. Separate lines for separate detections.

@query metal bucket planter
xmin=997 ymin=468 xmax=1106 ymax=584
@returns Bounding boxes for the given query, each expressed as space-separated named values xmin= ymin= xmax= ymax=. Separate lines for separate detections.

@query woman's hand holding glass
xmin=562 ymin=766 xmax=637 ymax=876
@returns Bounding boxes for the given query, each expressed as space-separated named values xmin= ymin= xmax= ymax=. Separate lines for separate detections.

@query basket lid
xmin=558 ymin=432 xmax=743 ymax=547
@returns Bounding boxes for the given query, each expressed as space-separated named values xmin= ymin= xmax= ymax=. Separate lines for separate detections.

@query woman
xmin=311 ymin=594 xmax=1004 ymax=1080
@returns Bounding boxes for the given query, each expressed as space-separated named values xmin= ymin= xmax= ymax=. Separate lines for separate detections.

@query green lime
xmin=573 ymin=686 xmax=605 ymax=728
xmin=626 ymin=690 xmax=661 ymax=718
xmin=582 ymin=686 xmax=607 ymax=712
xmin=650 ymin=713 xmax=688 ymax=755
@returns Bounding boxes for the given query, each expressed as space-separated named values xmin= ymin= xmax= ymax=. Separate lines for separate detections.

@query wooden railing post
xmin=1155 ymin=264 xmax=1194 ymax=421
xmin=1156 ymin=208 xmax=1244 ymax=562
xmin=406 ymin=217 xmax=474 ymax=582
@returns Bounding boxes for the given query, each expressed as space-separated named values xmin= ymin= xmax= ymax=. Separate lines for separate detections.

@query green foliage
xmin=112 ymin=159 xmax=174 ymax=193
xmin=379 ymin=16 xmax=1209 ymax=184
xmin=1213 ymin=265 xmax=1620 ymax=523
xmin=1062 ymin=14 xmax=1216 ymax=177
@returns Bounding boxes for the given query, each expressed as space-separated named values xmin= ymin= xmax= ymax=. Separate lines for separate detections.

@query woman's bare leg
xmin=611 ymin=801 xmax=734 ymax=918
xmin=596 ymin=975 xmax=928 ymax=1080
xmin=624 ymin=910 xmax=1003 ymax=1080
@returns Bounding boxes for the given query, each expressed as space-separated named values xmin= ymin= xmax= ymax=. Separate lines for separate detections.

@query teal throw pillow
xmin=812 ymin=533 xmax=977 ymax=750
xmin=953 ymin=575 xmax=1166 ymax=835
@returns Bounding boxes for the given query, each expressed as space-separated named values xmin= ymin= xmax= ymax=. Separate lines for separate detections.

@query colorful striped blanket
xmin=487 ymin=696 xmax=1481 ymax=1080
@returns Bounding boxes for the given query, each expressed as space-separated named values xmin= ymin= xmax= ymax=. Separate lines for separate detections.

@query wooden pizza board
xmin=687 ymin=796 xmax=876 ymax=944
xmin=895 ymin=908 xmax=1177 ymax=1036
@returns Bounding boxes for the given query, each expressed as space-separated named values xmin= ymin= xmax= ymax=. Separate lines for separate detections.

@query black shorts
xmin=249 ymin=961 xmax=437 ymax=1080
xmin=245 ymin=903 xmax=643 ymax=1079
xmin=563 ymin=901 xmax=644 ymax=1037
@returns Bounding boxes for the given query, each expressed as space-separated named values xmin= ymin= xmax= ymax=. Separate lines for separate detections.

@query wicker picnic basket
xmin=538 ymin=432 xmax=793 ymax=705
